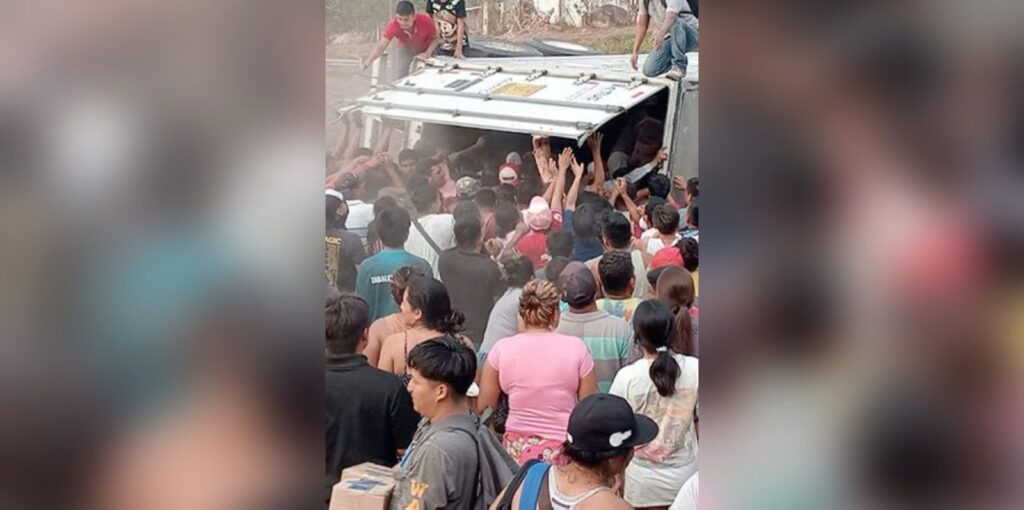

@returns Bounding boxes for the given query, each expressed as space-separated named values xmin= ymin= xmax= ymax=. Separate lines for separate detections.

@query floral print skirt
xmin=503 ymin=431 xmax=568 ymax=466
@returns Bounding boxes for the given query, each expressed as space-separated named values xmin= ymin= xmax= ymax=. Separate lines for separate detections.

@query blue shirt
xmin=355 ymin=248 xmax=432 ymax=322
xmin=562 ymin=209 xmax=604 ymax=262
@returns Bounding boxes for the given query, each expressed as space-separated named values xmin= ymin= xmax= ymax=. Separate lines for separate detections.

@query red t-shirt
xmin=516 ymin=231 xmax=549 ymax=270
xmin=382 ymin=13 xmax=437 ymax=54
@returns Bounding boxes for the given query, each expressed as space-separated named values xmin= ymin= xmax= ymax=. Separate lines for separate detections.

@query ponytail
xmin=633 ymin=300 xmax=682 ymax=397
xmin=650 ymin=349 xmax=681 ymax=397
xmin=673 ymin=305 xmax=696 ymax=357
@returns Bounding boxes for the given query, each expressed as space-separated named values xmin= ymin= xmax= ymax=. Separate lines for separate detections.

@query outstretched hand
xmin=538 ymin=158 xmax=555 ymax=184
xmin=558 ymin=147 xmax=574 ymax=172
xmin=673 ymin=175 xmax=687 ymax=190
xmin=586 ymin=132 xmax=604 ymax=153
xmin=570 ymin=157 xmax=585 ymax=178
xmin=657 ymin=148 xmax=669 ymax=163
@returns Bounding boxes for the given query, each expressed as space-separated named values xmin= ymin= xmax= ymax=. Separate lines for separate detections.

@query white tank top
xmin=547 ymin=469 xmax=610 ymax=510
xmin=646 ymin=233 xmax=682 ymax=255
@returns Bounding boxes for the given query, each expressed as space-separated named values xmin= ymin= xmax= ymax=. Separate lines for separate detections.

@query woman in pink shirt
xmin=477 ymin=279 xmax=599 ymax=465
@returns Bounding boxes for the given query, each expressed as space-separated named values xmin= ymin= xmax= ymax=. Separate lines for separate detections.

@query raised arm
xmin=550 ymin=147 xmax=572 ymax=209
xmin=336 ymin=114 xmax=364 ymax=163
xmin=564 ymin=156 xmax=585 ymax=212
xmin=540 ymin=157 xmax=557 ymax=205
xmin=617 ymin=178 xmax=643 ymax=223
xmin=383 ymin=159 xmax=404 ymax=187
xmin=373 ymin=122 xmax=394 ymax=155
xmin=550 ymin=156 xmax=568 ymax=214
xmin=448 ymin=136 xmax=485 ymax=163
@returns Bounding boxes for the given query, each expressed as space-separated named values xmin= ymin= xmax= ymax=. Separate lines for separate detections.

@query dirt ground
xmin=325 ymin=25 xmax=645 ymax=146
xmin=325 ymin=66 xmax=370 ymax=146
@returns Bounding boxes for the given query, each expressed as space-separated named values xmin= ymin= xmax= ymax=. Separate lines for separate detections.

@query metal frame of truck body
xmin=351 ymin=53 xmax=698 ymax=179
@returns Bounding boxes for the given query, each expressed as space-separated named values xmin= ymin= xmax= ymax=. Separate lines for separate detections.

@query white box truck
xmin=349 ymin=52 xmax=697 ymax=180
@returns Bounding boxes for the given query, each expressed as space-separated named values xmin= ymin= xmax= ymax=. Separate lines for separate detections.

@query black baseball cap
xmin=566 ymin=394 xmax=659 ymax=453
xmin=558 ymin=261 xmax=597 ymax=308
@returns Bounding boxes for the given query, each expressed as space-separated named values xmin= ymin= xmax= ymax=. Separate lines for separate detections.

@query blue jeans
xmin=643 ymin=18 xmax=699 ymax=77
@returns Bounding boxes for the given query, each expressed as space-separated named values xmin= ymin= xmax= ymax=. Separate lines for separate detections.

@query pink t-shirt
xmin=487 ymin=332 xmax=595 ymax=441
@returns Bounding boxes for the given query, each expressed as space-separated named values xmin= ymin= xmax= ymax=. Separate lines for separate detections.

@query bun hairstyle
xmin=406 ymin=276 xmax=465 ymax=335
xmin=655 ymin=267 xmax=696 ymax=356
xmin=519 ymin=279 xmax=561 ymax=330
xmin=632 ymin=300 xmax=681 ymax=397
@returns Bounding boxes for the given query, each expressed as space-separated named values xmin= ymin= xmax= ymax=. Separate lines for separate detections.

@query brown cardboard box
xmin=329 ymin=463 xmax=397 ymax=510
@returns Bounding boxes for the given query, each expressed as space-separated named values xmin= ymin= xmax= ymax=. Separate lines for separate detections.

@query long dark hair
xmin=405 ymin=277 xmax=465 ymax=335
xmin=632 ymin=300 xmax=681 ymax=397
xmin=326 ymin=195 xmax=345 ymax=229
xmin=655 ymin=267 xmax=696 ymax=356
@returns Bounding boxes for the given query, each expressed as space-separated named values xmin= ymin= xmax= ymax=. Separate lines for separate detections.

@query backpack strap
xmin=518 ymin=462 xmax=552 ymax=510
xmin=447 ymin=426 xmax=483 ymax=509
xmin=495 ymin=460 xmax=540 ymax=510
xmin=537 ymin=470 xmax=553 ymax=510
xmin=411 ymin=216 xmax=444 ymax=255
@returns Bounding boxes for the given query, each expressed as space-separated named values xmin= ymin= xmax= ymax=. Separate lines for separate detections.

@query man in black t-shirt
xmin=424 ymin=0 xmax=469 ymax=58
xmin=326 ymin=190 xmax=367 ymax=291
xmin=438 ymin=211 xmax=503 ymax=347
xmin=325 ymin=293 xmax=419 ymax=503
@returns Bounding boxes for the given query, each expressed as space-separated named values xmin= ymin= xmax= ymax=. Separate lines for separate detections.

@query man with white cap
xmin=514 ymin=196 xmax=561 ymax=270
xmin=497 ymin=164 xmax=520 ymax=187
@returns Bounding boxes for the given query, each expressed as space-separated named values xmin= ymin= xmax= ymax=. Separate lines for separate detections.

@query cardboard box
xmin=329 ymin=463 xmax=397 ymax=510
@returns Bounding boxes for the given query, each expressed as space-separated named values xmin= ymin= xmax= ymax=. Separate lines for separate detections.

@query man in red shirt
xmin=363 ymin=1 xmax=437 ymax=80
xmin=516 ymin=196 xmax=565 ymax=270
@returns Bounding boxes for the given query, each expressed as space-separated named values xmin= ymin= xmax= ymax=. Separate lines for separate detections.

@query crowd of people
xmin=328 ymin=6 xmax=699 ymax=504
xmin=325 ymin=101 xmax=699 ymax=508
